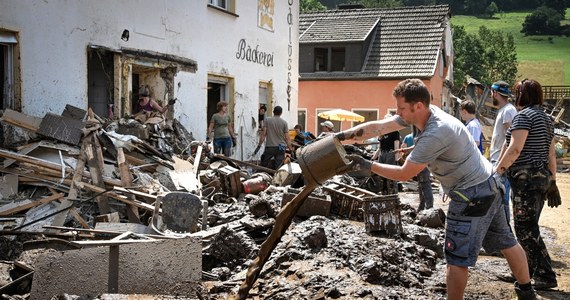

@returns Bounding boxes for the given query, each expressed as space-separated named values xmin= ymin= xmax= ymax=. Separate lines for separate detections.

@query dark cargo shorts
xmin=444 ymin=175 xmax=518 ymax=267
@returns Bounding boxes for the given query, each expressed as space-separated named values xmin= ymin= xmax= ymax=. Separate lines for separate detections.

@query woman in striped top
xmin=494 ymin=79 xmax=561 ymax=290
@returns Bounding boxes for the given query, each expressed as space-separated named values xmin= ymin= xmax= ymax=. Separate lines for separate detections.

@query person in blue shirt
xmin=293 ymin=124 xmax=315 ymax=147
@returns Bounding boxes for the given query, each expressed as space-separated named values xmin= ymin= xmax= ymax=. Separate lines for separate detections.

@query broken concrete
xmin=30 ymin=237 xmax=202 ymax=299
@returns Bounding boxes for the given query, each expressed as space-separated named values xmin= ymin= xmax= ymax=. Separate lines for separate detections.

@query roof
xmin=299 ymin=5 xmax=450 ymax=79
xmin=300 ymin=16 xmax=380 ymax=43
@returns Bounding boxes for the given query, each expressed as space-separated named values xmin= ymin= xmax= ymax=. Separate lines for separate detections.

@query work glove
xmin=168 ymin=98 xmax=177 ymax=106
xmin=253 ymin=145 xmax=261 ymax=156
xmin=344 ymin=154 xmax=373 ymax=176
xmin=546 ymin=180 xmax=562 ymax=208
xmin=231 ymin=136 xmax=237 ymax=147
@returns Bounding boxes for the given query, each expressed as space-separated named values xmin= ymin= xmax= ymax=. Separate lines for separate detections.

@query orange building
xmin=297 ymin=5 xmax=453 ymax=136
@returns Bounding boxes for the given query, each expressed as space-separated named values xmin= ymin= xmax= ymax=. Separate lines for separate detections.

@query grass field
xmin=451 ymin=10 xmax=570 ymax=85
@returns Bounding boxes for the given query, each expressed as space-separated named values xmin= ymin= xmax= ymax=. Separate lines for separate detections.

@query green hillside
xmin=451 ymin=10 xmax=570 ymax=86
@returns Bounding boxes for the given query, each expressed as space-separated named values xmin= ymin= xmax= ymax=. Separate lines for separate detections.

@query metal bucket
xmin=297 ymin=135 xmax=351 ymax=185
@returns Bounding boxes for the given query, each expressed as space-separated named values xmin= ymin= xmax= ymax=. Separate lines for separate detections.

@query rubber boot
xmin=514 ymin=281 xmax=538 ymax=300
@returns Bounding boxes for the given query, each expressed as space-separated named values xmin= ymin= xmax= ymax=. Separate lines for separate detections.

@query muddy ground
xmin=196 ymin=173 xmax=570 ymax=299
xmin=2 ymin=174 xmax=570 ymax=299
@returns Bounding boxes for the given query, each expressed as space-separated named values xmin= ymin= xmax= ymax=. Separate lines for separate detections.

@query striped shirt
xmin=506 ymin=105 xmax=553 ymax=167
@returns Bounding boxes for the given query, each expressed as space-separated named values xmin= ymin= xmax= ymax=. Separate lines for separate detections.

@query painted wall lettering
xmin=286 ymin=0 xmax=294 ymax=109
xmin=235 ymin=39 xmax=274 ymax=67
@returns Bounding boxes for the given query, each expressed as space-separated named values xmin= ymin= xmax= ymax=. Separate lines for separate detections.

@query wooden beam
xmin=212 ymin=154 xmax=276 ymax=174
xmin=0 ymin=193 xmax=64 ymax=216
xmin=75 ymin=181 xmax=156 ymax=212
xmin=0 ymin=148 xmax=122 ymax=187
xmin=85 ymin=134 xmax=110 ymax=214
xmin=0 ymin=109 xmax=42 ymax=132
xmin=50 ymin=137 xmax=90 ymax=230
xmin=117 ymin=148 xmax=140 ymax=223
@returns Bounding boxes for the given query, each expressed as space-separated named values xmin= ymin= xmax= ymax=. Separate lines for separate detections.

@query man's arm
xmin=338 ymin=116 xmax=405 ymax=142
xmin=370 ymin=158 xmax=426 ymax=182
xmin=495 ymin=129 xmax=528 ymax=175
xmin=257 ymin=127 xmax=267 ymax=147
xmin=283 ymin=131 xmax=292 ymax=150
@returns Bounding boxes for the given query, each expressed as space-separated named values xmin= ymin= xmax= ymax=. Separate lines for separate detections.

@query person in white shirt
xmin=489 ymin=80 xmax=517 ymax=223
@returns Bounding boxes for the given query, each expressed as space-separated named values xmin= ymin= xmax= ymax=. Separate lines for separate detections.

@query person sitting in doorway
xmin=138 ymin=86 xmax=167 ymax=114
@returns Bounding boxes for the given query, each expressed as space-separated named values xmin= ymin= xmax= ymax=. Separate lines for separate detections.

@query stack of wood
xmin=0 ymin=105 xmax=210 ymax=239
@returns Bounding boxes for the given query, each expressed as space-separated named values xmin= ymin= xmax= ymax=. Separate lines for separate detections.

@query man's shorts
xmin=444 ymin=175 xmax=518 ymax=267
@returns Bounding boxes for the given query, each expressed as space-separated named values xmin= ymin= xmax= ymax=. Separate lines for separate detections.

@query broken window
xmin=0 ymin=30 xmax=18 ymax=110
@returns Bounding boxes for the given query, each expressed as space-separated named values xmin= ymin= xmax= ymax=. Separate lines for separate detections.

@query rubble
xmin=0 ymin=106 xmax=462 ymax=299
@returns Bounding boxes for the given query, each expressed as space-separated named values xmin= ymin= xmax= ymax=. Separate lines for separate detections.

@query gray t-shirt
xmin=264 ymin=116 xmax=289 ymax=147
xmin=489 ymin=103 xmax=517 ymax=164
xmin=398 ymin=105 xmax=492 ymax=193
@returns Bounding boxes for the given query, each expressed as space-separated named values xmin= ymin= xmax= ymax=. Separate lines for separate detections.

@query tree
xmin=451 ymin=25 xmax=485 ymax=92
xmin=464 ymin=0 xmax=489 ymax=16
xmin=477 ymin=26 xmax=518 ymax=84
xmin=543 ymin=0 xmax=567 ymax=17
xmin=485 ymin=1 xmax=499 ymax=18
xmin=300 ymin=0 xmax=327 ymax=12
xmin=521 ymin=6 xmax=563 ymax=35
xmin=451 ymin=25 xmax=517 ymax=93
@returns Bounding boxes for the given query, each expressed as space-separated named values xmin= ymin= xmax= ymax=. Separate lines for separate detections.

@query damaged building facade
xmin=0 ymin=0 xmax=300 ymax=159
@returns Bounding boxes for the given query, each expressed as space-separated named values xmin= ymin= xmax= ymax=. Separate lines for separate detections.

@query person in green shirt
xmin=208 ymin=101 xmax=236 ymax=156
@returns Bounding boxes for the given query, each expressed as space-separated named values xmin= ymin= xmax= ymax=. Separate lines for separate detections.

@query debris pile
xmin=0 ymin=106 xmax=458 ymax=299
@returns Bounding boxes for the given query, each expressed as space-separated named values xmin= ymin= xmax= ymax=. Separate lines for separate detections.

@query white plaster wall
xmin=0 ymin=0 xmax=299 ymax=158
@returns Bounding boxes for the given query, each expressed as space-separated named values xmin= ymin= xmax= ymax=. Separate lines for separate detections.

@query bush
xmin=521 ymin=6 xmax=563 ymax=35
xmin=485 ymin=2 xmax=499 ymax=18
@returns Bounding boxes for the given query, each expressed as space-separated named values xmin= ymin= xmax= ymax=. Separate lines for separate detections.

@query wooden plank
xmin=117 ymin=148 xmax=140 ymax=223
xmin=0 ymin=193 xmax=64 ymax=216
xmin=69 ymin=208 xmax=91 ymax=229
xmin=112 ymin=186 xmax=157 ymax=202
xmin=50 ymin=137 xmax=90 ymax=230
xmin=0 ymin=148 xmax=122 ymax=187
xmin=212 ymin=154 xmax=276 ymax=174
xmin=75 ymin=181 xmax=156 ymax=212
xmin=0 ymin=109 xmax=42 ymax=132
xmin=3 ymin=142 xmax=41 ymax=168
xmin=70 ymin=239 xmax=159 ymax=246
xmin=43 ymin=225 xmax=174 ymax=240
xmin=85 ymin=134 xmax=110 ymax=214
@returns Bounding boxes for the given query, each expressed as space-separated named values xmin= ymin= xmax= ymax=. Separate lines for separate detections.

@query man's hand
xmin=345 ymin=154 xmax=373 ymax=175
xmin=547 ymin=180 xmax=562 ymax=208
xmin=253 ymin=145 xmax=261 ymax=156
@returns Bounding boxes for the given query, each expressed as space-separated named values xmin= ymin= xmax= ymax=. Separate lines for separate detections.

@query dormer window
xmin=315 ymin=48 xmax=328 ymax=72
xmin=314 ymin=47 xmax=345 ymax=72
